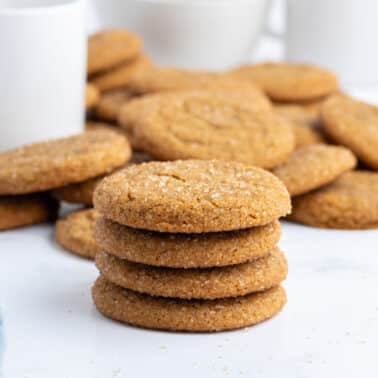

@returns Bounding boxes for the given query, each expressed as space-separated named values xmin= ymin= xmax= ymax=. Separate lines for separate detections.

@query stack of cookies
xmin=92 ymin=160 xmax=291 ymax=332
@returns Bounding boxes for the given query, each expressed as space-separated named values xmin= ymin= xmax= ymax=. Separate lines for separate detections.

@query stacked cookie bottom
xmin=91 ymin=160 xmax=291 ymax=332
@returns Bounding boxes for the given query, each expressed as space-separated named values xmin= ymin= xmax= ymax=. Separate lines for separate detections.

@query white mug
xmin=91 ymin=0 xmax=270 ymax=70
xmin=286 ymin=0 xmax=378 ymax=86
xmin=0 ymin=0 xmax=86 ymax=152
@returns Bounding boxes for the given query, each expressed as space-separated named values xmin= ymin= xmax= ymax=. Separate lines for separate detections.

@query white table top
xmin=1 ymin=219 xmax=377 ymax=378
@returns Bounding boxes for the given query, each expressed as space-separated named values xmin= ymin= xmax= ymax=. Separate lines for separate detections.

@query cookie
xmin=289 ymin=170 xmax=378 ymax=229
xmin=275 ymin=105 xmax=326 ymax=149
xmin=52 ymin=152 xmax=151 ymax=206
xmin=321 ymin=94 xmax=378 ymax=169
xmin=92 ymin=276 xmax=286 ymax=332
xmin=96 ymin=247 xmax=287 ymax=300
xmin=94 ymin=90 xmax=133 ymax=123
xmin=232 ymin=63 xmax=338 ymax=101
xmin=94 ymin=160 xmax=291 ymax=233
xmin=55 ymin=209 xmax=100 ymax=259
xmin=0 ymin=129 xmax=131 ymax=195
xmin=273 ymin=144 xmax=357 ymax=196
xmin=84 ymin=121 xmax=116 ymax=132
xmin=85 ymin=84 xmax=100 ymax=109
xmin=121 ymin=91 xmax=294 ymax=168
xmin=0 ymin=194 xmax=58 ymax=231
xmin=91 ymin=55 xmax=151 ymax=92
xmin=95 ymin=217 xmax=280 ymax=268
xmin=87 ymin=29 xmax=141 ymax=76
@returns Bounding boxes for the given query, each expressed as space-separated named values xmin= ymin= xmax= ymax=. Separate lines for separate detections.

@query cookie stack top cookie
xmin=94 ymin=160 xmax=291 ymax=233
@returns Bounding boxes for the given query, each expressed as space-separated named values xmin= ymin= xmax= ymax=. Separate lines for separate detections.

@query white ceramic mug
xmin=0 ymin=0 xmax=86 ymax=152
xmin=286 ymin=0 xmax=378 ymax=85
xmin=91 ymin=0 xmax=269 ymax=70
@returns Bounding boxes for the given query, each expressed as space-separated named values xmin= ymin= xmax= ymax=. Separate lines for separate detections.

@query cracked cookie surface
xmin=123 ymin=91 xmax=294 ymax=168
xmin=0 ymin=130 xmax=130 ymax=195
xmin=94 ymin=160 xmax=291 ymax=233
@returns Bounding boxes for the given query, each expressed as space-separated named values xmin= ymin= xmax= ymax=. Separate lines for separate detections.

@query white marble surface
xmin=0 ymin=220 xmax=377 ymax=378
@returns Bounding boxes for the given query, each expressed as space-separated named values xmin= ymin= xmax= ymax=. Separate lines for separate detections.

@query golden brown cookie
xmin=84 ymin=121 xmax=117 ymax=132
xmin=91 ymin=55 xmax=151 ymax=92
xmin=94 ymin=160 xmax=291 ymax=233
xmin=94 ymin=90 xmax=133 ymax=123
xmin=95 ymin=217 xmax=280 ymax=268
xmin=52 ymin=152 xmax=150 ymax=206
xmin=87 ymin=29 xmax=141 ymax=76
xmin=85 ymin=84 xmax=100 ymax=109
xmin=0 ymin=130 xmax=131 ymax=195
xmin=289 ymin=170 xmax=378 ymax=229
xmin=55 ymin=209 xmax=100 ymax=259
xmin=275 ymin=104 xmax=326 ymax=149
xmin=121 ymin=91 xmax=294 ymax=168
xmin=0 ymin=194 xmax=58 ymax=231
xmin=232 ymin=62 xmax=338 ymax=101
xmin=96 ymin=247 xmax=287 ymax=300
xmin=92 ymin=276 xmax=286 ymax=332
xmin=273 ymin=144 xmax=357 ymax=196
xmin=321 ymin=94 xmax=378 ymax=169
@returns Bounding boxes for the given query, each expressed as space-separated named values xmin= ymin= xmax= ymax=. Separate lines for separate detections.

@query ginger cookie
xmin=95 ymin=217 xmax=280 ymax=268
xmin=85 ymin=84 xmax=100 ymax=109
xmin=87 ymin=29 xmax=141 ymax=76
xmin=273 ymin=144 xmax=357 ymax=196
xmin=52 ymin=152 xmax=150 ymax=206
xmin=96 ymin=247 xmax=287 ymax=300
xmin=55 ymin=209 xmax=100 ymax=259
xmin=122 ymin=91 xmax=294 ymax=168
xmin=321 ymin=94 xmax=378 ymax=169
xmin=289 ymin=170 xmax=378 ymax=229
xmin=232 ymin=62 xmax=338 ymax=102
xmin=0 ymin=194 xmax=58 ymax=231
xmin=94 ymin=160 xmax=291 ymax=233
xmin=0 ymin=130 xmax=131 ymax=195
xmin=91 ymin=55 xmax=151 ymax=92
xmin=94 ymin=90 xmax=133 ymax=123
xmin=92 ymin=276 xmax=286 ymax=332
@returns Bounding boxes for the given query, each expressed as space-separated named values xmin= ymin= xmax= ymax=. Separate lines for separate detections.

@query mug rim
xmin=0 ymin=0 xmax=81 ymax=14
xmin=128 ymin=0 xmax=259 ymax=6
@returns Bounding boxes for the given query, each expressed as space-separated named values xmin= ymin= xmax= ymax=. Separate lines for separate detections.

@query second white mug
xmin=92 ymin=0 xmax=270 ymax=70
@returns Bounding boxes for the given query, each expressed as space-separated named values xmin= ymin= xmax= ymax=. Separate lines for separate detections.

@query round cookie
xmin=94 ymin=90 xmax=134 ymax=123
xmin=273 ymin=144 xmax=357 ymax=196
xmin=0 ymin=194 xmax=58 ymax=231
xmin=289 ymin=170 xmax=378 ymax=229
xmin=124 ymin=91 xmax=294 ymax=168
xmin=91 ymin=55 xmax=151 ymax=92
xmin=0 ymin=129 xmax=131 ymax=195
xmin=85 ymin=84 xmax=100 ymax=110
xmin=95 ymin=218 xmax=280 ymax=268
xmin=87 ymin=29 xmax=141 ymax=76
xmin=275 ymin=104 xmax=326 ymax=149
xmin=321 ymin=94 xmax=378 ymax=169
xmin=96 ymin=247 xmax=287 ymax=300
xmin=231 ymin=62 xmax=338 ymax=101
xmin=55 ymin=209 xmax=100 ymax=259
xmin=94 ymin=160 xmax=291 ymax=233
xmin=52 ymin=152 xmax=151 ymax=206
xmin=92 ymin=276 xmax=286 ymax=332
